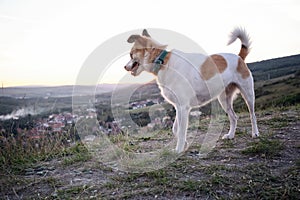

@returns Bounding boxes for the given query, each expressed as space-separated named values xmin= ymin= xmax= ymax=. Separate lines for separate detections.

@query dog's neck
xmin=150 ymin=49 xmax=170 ymax=75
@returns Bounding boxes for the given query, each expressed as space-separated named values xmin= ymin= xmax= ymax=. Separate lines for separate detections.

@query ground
xmin=1 ymin=106 xmax=299 ymax=199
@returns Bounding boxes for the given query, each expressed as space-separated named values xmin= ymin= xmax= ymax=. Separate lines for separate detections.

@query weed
xmin=57 ymin=185 xmax=87 ymax=198
xmin=178 ymin=179 xmax=201 ymax=191
xmin=264 ymin=116 xmax=290 ymax=129
xmin=44 ymin=176 xmax=61 ymax=188
xmin=62 ymin=144 xmax=91 ymax=166
xmin=0 ymin=130 xmax=83 ymax=173
xmin=221 ymin=139 xmax=236 ymax=148
xmin=242 ymin=136 xmax=284 ymax=158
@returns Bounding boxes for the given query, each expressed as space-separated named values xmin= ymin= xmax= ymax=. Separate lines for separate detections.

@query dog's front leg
xmin=175 ymin=106 xmax=190 ymax=153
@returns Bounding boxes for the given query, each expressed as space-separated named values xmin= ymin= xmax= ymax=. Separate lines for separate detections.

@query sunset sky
xmin=1 ymin=0 xmax=300 ymax=87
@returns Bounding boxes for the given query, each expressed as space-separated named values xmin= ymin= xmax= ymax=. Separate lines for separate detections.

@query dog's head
xmin=124 ymin=29 xmax=167 ymax=76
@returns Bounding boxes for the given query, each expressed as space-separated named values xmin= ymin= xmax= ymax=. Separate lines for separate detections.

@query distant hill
xmin=0 ymin=84 xmax=130 ymax=99
xmin=248 ymin=54 xmax=300 ymax=81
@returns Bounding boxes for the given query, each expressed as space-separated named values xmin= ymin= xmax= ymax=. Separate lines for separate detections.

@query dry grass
xmin=1 ymin=106 xmax=299 ymax=199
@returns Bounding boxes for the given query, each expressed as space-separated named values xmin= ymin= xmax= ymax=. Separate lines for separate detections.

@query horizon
xmin=2 ymin=53 xmax=299 ymax=88
xmin=2 ymin=82 xmax=147 ymax=89
xmin=1 ymin=0 xmax=300 ymax=87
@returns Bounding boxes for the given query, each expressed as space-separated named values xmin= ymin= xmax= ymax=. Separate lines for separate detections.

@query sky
xmin=0 ymin=0 xmax=300 ymax=87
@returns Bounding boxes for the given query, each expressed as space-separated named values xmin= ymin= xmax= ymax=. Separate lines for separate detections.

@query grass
xmin=100 ymin=160 xmax=299 ymax=199
xmin=0 ymin=104 xmax=299 ymax=199
xmin=62 ymin=143 xmax=91 ymax=166
xmin=242 ymin=135 xmax=284 ymax=158
xmin=108 ymin=128 xmax=174 ymax=154
xmin=56 ymin=185 xmax=89 ymax=199
xmin=0 ymin=130 xmax=89 ymax=174
xmin=255 ymin=76 xmax=300 ymax=109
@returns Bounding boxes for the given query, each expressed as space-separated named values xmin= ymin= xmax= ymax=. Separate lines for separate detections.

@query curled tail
xmin=227 ymin=27 xmax=251 ymax=60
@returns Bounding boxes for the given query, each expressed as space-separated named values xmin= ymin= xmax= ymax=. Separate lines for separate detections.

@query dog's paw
xmin=252 ymin=132 xmax=259 ymax=138
xmin=184 ymin=141 xmax=189 ymax=151
xmin=174 ymin=142 xmax=189 ymax=154
xmin=222 ymin=133 xmax=234 ymax=140
xmin=171 ymin=148 xmax=180 ymax=154
xmin=174 ymin=147 xmax=185 ymax=154
xmin=174 ymin=148 xmax=184 ymax=154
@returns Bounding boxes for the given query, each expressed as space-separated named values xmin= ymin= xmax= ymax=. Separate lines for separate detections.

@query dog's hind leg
xmin=238 ymin=80 xmax=259 ymax=138
xmin=172 ymin=117 xmax=178 ymax=138
xmin=174 ymin=106 xmax=191 ymax=153
xmin=218 ymin=83 xmax=238 ymax=139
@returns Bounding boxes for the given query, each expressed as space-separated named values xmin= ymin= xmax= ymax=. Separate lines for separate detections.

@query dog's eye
xmin=130 ymin=53 xmax=133 ymax=59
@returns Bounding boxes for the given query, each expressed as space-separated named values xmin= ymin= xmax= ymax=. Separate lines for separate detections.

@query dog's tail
xmin=227 ymin=27 xmax=251 ymax=60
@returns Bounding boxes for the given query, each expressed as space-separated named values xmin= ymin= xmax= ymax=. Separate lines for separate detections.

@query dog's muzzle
xmin=124 ymin=60 xmax=140 ymax=76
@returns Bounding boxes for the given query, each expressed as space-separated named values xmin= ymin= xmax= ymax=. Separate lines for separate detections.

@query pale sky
xmin=0 ymin=0 xmax=300 ymax=87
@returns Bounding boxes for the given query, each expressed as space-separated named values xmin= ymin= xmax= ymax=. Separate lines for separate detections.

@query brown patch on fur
xmin=201 ymin=54 xmax=228 ymax=80
xmin=149 ymin=48 xmax=163 ymax=63
xmin=163 ymin=51 xmax=171 ymax=64
xmin=238 ymin=45 xmax=248 ymax=60
xmin=149 ymin=49 xmax=171 ymax=64
xmin=237 ymin=57 xmax=250 ymax=79
xmin=225 ymin=83 xmax=238 ymax=97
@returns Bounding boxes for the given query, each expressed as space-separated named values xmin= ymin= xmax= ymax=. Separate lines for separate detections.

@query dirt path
xmin=1 ymin=108 xmax=299 ymax=199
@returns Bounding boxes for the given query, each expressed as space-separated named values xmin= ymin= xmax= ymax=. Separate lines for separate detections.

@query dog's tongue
xmin=131 ymin=66 xmax=138 ymax=75
xmin=130 ymin=62 xmax=139 ymax=75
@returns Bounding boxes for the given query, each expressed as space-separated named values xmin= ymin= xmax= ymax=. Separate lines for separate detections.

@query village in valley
xmin=0 ymin=95 xmax=185 ymax=141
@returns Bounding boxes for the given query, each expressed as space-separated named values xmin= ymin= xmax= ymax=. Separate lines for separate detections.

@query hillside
xmin=1 ymin=105 xmax=299 ymax=199
xmin=0 ymin=84 xmax=130 ymax=99
xmin=248 ymin=54 xmax=300 ymax=81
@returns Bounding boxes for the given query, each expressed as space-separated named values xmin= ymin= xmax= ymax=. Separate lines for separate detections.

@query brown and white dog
xmin=124 ymin=28 xmax=259 ymax=153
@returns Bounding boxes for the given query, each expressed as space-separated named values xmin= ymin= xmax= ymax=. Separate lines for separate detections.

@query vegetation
xmin=248 ymin=54 xmax=300 ymax=81
xmin=2 ymin=106 xmax=299 ymax=199
xmin=241 ymin=134 xmax=284 ymax=158
xmin=0 ymin=131 xmax=82 ymax=173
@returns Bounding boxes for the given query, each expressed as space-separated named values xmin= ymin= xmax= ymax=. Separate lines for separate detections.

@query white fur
xmin=125 ymin=28 xmax=259 ymax=153
xmin=227 ymin=27 xmax=252 ymax=48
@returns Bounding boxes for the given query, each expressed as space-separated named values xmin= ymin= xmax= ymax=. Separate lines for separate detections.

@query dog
xmin=124 ymin=28 xmax=259 ymax=153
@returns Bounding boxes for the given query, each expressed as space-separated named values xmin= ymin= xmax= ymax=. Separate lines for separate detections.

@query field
xmin=0 ymin=55 xmax=299 ymax=199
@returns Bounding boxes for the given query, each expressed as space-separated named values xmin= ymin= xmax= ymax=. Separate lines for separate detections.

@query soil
xmin=1 ymin=107 xmax=299 ymax=199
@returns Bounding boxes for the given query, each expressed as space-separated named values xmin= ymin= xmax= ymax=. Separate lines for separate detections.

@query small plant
xmin=242 ymin=136 xmax=284 ymax=158
xmin=62 ymin=143 xmax=91 ymax=166
xmin=0 ymin=130 xmax=80 ymax=173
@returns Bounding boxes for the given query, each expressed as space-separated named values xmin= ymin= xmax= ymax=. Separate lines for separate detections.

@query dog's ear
xmin=158 ymin=45 xmax=168 ymax=50
xmin=127 ymin=35 xmax=148 ymax=47
xmin=127 ymin=35 xmax=140 ymax=43
xmin=142 ymin=29 xmax=151 ymax=37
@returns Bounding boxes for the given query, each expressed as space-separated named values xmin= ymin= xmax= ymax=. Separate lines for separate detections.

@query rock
xmin=47 ymin=166 xmax=55 ymax=171
xmin=36 ymin=171 xmax=46 ymax=176
xmin=35 ymin=166 xmax=45 ymax=172
xmin=24 ymin=168 xmax=35 ymax=176
xmin=25 ymin=171 xmax=35 ymax=176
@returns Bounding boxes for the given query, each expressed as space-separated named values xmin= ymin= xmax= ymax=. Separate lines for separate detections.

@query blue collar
xmin=152 ymin=50 xmax=168 ymax=75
